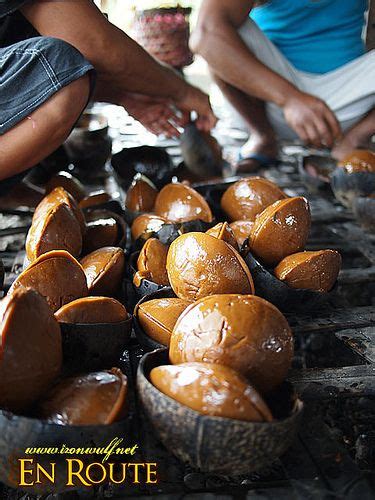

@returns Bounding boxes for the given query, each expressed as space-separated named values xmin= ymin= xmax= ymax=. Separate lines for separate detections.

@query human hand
xmin=174 ymin=83 xmax=217 ymax=132
xmin=283 ymin=91 xmax=341 ymax=148
xmin=121 ymin=82 xmax=216 ymax=137
xmin=120 ymin=93 xmax=185 ymax=137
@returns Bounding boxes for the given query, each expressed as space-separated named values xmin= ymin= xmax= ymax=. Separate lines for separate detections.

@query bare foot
xmin=235 ymin=134 xmax=278 ymax=174
xmin=332 ymin=110 xmax=375 ymax=161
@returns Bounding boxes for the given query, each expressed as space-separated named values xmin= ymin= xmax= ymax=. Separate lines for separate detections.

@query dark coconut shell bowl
xmin=128 ymin=251 xmax=169 ymax=302
xmin=0 ymin=409 xmax=132 ymax=493
xmin=353 ymin=196 xmax=375 ymax=233
xmin=83 ymin=208 xmax=128 ymax=253
xmin=331 ymin=168 xmax=375 ymax=209
xmin=241 ymin=242 xmax=334 ymax=312
xmin=133 ymin=219 xmax=213 ymax=249
xmin=137 ymin=348 xmax=303 ymax=475
xmin=112 ymin=145 xmax=176 ymax=191
xmin=133 ymin=288 xmax=176 ymax=351
xmin=180 ymin=122 xmax=223 ymax=179
xmin=298 ymin=154 xmax=336 ymax=194
xmin=82 ymin=198 xmax=124 ymax=216
xmin=194 ymin=180 xmax=235 ymax=220
xmin=64 ymin=111 xmax=112 ymax=176
xmin=60 ymin=315 xmax=133 ymax=374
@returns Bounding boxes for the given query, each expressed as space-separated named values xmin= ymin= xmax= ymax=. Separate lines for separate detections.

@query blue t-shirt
xmin=250 ymin=0 xmax=367 ymax=74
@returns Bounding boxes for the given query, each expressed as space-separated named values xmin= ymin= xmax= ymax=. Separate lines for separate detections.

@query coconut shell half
xmin=0 ymin=405 xmax=132 ymax=492
xmin=166 ymin=232 xmax=254 ymax=301
xmin=80 ymin=247 xmax=125 ymax=297
xmin=55 ymin=297 xmax=131 ymax=373
xmin=137 ymin=348 xmax=303 ymax=475
xmin=170 ymin=294 xmax=293 ymax=393
xmin=0 ymin=288 xmax=62 ymax=412
xmin=9 ymin=250 xmax=88 ymax=312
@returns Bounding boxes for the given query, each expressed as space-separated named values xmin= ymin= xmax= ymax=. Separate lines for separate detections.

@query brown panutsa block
xmin=206 ymin=221 xmax=238 ymax=250
xmin=10 ymin=250 xmax=88 ymax=312
xmin=125 ymin=174 xmax=158 ymax=212
xmin=80 ymin=247 xmax=125 ymax=297
xmin=36 ymin=368 xmax=127 ymax=425
xmin=170 ymin=294 xmax=293 ymax=393
xmin=274 ymin=249 xmax=342 ymax=292
xmin=221 ymin=177 xmax=286 ymax=222
xmin=229 ymin=220 xmax=254 ymax=247
xmin=0 ymin=288 xmax=62 ymax=412
xmin=131 ymin=213 xmax=167 ymax=241
xmin=55 ymin=296 xmax=128 ymax=324
xmin=167 ymin=232 xmax=254 ymax=301
xmin=135 ymin=238 xmax=170 ymax=286
xmin=151 ymin=362 xmax=273 ymax=422
xmin=136 ymin=297 xmax=191 ymax=346
xmin=45 ymin=171 xmax=86 ymax=202
xmin=250 ymin=197 xmax=311 ymax=266
xmin=338 ymin=149 xmax=375 ymax=174
xmin=154 ymin=182 xmax=213 ymax=223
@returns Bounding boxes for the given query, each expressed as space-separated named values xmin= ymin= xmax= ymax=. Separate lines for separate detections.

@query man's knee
xmin=49 ymin=74 xmax=90 ymax=137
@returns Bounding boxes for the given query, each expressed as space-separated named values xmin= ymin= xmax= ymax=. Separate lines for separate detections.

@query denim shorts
xmin=0 ymin=36 xmax=94 ymax=135
xmin=0 ymin=35 xmax=94 ymax=193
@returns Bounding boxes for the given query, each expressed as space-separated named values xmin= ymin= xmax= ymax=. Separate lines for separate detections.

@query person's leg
xmin=0 ymin=36 xmax=94 ymax=185
xmin=0 ymin=74 xmax=90 ymax=181
xmin=212 ymin=72 xmax=278 ymax=172
xmin=212 ymin=19 xmax=300 ymax=171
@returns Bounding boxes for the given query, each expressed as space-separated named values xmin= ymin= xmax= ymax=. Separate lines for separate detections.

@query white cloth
xmin=233 ymin=19 xmax=375 ymax=140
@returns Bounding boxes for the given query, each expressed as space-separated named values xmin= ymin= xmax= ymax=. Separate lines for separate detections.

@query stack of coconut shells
xmin=299 ymin=149 xmax=375 ymax=232
xmin=127 ymin=174 xmax=342 ymax=473
xmin=0 ymin=176 xmax=133 ymax=491
xmin=331 ymin=149 xmax=375 ymax=232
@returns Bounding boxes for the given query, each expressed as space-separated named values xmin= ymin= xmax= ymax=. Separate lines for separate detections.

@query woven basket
xmin=133 ymin=6 xmax=193 ymax=69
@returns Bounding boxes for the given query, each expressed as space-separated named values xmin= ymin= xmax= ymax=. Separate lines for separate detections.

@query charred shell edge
xmin=241 ymin=241 xmax=333 ymax=312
